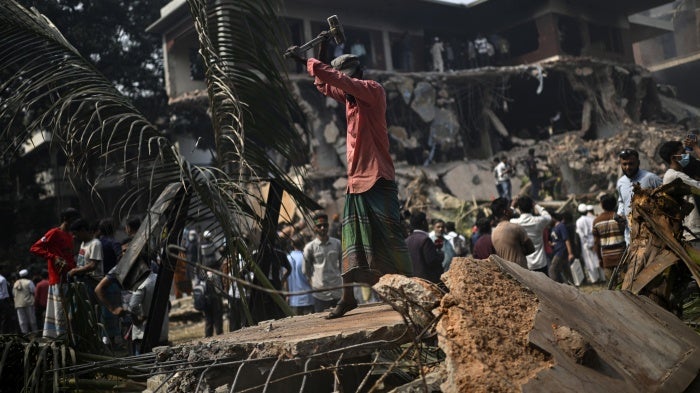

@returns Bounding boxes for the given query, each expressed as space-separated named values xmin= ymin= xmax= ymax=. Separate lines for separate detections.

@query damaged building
xmin=148 ymin=0 xmax=689 ymax=221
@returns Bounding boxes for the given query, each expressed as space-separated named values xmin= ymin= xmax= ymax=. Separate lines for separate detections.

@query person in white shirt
xmin=13 ymin=269 xmax=37 ymax=334
xmin=430 ymin=37 xmax=444 ymax=72
xmin=576 ymin=204 xmax=603 ymax=283
xmin=493 ymin=156 xmax=513 ymax=201
xmin=444 ymin=221 xmax=467 ymax=257
xmin=616 ymin=148 xmax=662 ymax=244
xmin=303 ymin=213 xmax=342 ymax=313
xmin=510 ymin=196 xmax=551 ymax=274
xmin=68 ymin=219 xmax=103 ymax=305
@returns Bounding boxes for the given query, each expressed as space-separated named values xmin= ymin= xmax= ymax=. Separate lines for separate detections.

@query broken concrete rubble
xmin=148 ymin=256 xmax=700 ymax=392
xmin=437 ymin=256 xmax=700 ymax=393
xmin=373 ymin=274 xmax=443 ymax=332
xmin=147 ymin=303 xmax=412 ymax=392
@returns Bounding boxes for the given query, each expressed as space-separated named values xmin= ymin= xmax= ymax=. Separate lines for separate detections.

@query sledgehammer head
xmin=327 ymin=15 xmax=345 ymax=45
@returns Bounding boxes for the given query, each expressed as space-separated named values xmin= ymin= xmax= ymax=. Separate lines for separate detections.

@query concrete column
xmin=383 ymin=30 xmax=394 ymax=71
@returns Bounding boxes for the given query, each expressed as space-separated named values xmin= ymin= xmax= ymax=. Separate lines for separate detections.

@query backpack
xmin=193 ymin=280 xmax=208 ymax=311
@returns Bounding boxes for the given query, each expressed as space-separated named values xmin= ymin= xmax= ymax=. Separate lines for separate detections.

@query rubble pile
xmin=437 ymin=258 xmax=552 ymax=393
xmin=434 ymin=256 xmax=700 ymax=392
xmin=521 ymin=120 xmax=683 ymax=196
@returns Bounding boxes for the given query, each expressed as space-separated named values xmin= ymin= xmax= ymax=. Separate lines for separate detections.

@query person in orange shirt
xmin=287 ymin=38 xmax=413 ymax=319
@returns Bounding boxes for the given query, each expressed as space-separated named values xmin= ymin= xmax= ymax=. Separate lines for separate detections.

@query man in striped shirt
xmin=592 ymin=194 xmax=626 ymax=281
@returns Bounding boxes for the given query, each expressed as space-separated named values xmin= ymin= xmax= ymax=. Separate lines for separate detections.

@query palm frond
xmin=1 ymin=0 xmax=313 ymax=322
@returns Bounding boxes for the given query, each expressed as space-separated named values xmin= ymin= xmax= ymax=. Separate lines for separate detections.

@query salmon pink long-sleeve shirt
xmin=307 ymin=58 xmax=394 ymax=194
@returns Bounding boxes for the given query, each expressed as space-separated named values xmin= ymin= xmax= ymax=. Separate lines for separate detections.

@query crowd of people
xmin=474 ymin=134 xmax=700 ymax=288
xmin=7 ymin=135 xmax=694 ymax=351
xmin=0 ymin=211 xmax=164 ymax=354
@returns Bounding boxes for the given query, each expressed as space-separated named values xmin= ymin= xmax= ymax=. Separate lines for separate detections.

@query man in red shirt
xmin=287 ymin=39 xmax=413 ymax=319
xmin=29 ymin=207 xmax=80 ymax=338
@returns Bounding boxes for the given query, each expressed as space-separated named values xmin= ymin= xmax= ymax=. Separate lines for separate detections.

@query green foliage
xmin=15 ymin=0 xmax=169 ymax=122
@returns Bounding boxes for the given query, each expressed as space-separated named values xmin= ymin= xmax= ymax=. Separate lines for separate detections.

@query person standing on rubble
xmin=493 ymin=156 xmax=513 ymax=201
xmin=616 ymin=149 xmax=662 ymax=245
xmin=286 ymin=35 xmax=413 ymax=319
xmin=524 ymin=148 xmax=541 ymax=199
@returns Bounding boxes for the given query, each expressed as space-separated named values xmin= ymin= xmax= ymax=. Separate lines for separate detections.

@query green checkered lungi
xmin=341 ymin=179 xmax=413 ymax=280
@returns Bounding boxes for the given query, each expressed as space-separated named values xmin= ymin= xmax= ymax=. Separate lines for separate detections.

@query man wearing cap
xmin=616 ymin=149 xmax=661 ymax=244
xmin=575 ymin=204 xmax=603 ymax=283
xmin=13 ymin=269 xmax=37 ymax=334
xmin=287 ymin=37 xmax=413 ymax=319
xmin=30 ymin=207 xmax=81 ymax=338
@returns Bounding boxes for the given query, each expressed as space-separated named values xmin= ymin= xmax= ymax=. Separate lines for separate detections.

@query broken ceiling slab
xmin=442 ymin=161 xmax=501 ymax=202
xmin=151 ymin=303 xmax=412 ymax=392
xmin=438 ymin=256 xmax=700 ymax=393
